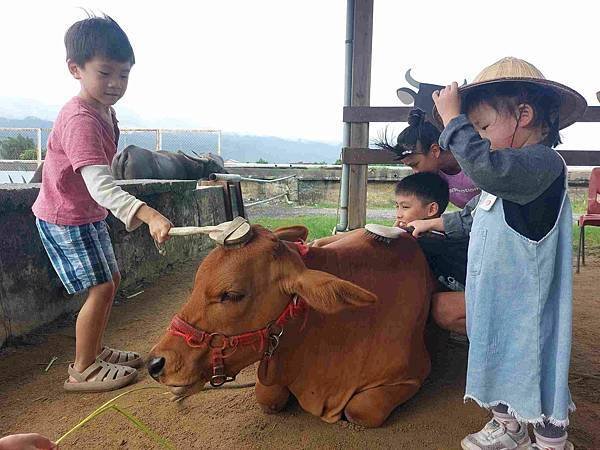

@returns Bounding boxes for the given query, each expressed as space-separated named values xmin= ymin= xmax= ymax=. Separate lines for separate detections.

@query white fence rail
xmin=0 ymin=127 xmax=221 ymax=159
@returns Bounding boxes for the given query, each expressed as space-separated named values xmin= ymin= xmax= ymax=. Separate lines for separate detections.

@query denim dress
xmin=464 ymin=173 xmax=574 ymax=426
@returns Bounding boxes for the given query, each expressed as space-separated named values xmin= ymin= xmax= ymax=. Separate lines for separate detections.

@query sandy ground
xmin=1 ymin=252 xmax=599 ymax=449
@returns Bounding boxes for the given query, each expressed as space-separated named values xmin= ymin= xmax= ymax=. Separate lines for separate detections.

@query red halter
xmin=168 ymin=295 xmax=309 ymax=387
xmin=293 ymin=240 xmax=310 ymax=257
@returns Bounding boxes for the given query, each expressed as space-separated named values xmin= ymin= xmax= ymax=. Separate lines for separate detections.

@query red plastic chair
xmin=577 ymin=167 xmax=600 ymax=273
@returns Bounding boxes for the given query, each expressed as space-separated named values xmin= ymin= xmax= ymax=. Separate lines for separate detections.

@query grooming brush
xmin=364 ymin=223 xmax=445 ymax=245
xmin=168 ymin=216 xmax=253 ymax=246
xmin=363 ymin=224 xmax=406 ymax=245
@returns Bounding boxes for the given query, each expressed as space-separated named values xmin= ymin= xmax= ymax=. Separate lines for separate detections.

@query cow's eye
xmin=220 ymin=292 xmax=244 ymax=302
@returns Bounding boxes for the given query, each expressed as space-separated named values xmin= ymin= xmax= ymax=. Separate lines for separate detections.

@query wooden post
xmin=347 ymin=0 xmax=373 ymax=229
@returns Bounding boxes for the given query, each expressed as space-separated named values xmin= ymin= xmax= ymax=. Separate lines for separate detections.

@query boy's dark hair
xmin=395 ymin=172 xmax=449 ymax=214
xmin=462 ymin=83 xmax=561 ymax=147
xmin=65 ymin=13 xmax=135 ymax=66
xmin=375 ymin=108 xmax=442 ymax=159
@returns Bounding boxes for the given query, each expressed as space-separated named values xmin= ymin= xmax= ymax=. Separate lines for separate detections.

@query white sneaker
xmin=461 ymin=419 xmax=532 ymax=450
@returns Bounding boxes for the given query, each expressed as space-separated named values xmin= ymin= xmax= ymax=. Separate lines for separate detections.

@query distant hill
xmin=0 ymin=116 xmax=341 ymax=164
xmin=0 ymin=116 xmax=53 ymax=128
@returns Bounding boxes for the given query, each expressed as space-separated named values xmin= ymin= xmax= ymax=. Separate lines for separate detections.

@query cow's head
xmin=179 ymin=151 xmax=228 ymax=179
xmin=147 ymin=225 xmax=376 ymax=397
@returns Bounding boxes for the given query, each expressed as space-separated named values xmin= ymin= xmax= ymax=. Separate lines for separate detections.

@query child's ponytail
xmin=374 ymin=108 xmax=441 ymax=157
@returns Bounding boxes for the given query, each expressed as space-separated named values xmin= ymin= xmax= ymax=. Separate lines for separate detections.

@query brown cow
xmin=148 ymin=224 xmax=434 ymax=427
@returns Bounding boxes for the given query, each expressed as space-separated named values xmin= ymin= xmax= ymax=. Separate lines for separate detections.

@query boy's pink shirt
xmin=32 ymin=96 xmax=118 ymax=225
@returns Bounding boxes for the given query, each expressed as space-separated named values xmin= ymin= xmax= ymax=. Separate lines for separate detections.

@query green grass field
xmin=252 ymin=215 xmax=600 ymax=254
xmin=253 ymin=216 xmax=388 ymax=241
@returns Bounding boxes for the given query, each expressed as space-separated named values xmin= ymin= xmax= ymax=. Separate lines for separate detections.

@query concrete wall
xmin=0 ymin=181 xmax=227 ymax=347
xmin=228 ymin=166 xmax=594 ymax=208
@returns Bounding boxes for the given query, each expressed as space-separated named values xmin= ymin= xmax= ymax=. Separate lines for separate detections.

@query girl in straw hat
xmin=408 ymin=57 xmax=586 ymax=450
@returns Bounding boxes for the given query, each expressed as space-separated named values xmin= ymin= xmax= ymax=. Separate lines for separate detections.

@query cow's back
xmin=279 ymin=231 xmax=433 ymax=421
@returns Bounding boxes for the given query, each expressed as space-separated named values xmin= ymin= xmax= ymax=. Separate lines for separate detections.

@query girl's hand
xmin=432 ymin=82 xmax=461 ymax=127
xmin=406 ymin=220 xmax=432 ymax=238
xmin=407 ymin=218 xmax=445 ymax=238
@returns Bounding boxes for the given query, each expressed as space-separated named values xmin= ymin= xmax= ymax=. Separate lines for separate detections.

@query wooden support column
xmin=347 ymin=0 xmax=373 ymax=229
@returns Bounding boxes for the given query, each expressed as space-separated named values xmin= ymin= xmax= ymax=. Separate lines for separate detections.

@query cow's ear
xmin=273 ymin=225 xmax=309 ymax=242
xmin=286 ymin=269 xmax=377 ymax=314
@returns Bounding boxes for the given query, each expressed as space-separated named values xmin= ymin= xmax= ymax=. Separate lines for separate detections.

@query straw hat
xmin=433 ymin=57 xmax=587 ymax=130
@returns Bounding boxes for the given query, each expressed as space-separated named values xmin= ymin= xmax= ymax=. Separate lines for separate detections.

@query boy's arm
xmin=80 ymin=165 xmax=172 ymax=243
xmin=439 ymin=115 xmax=563 ymax=205
xmin=80 ymin=165 xmax=145 ymax=231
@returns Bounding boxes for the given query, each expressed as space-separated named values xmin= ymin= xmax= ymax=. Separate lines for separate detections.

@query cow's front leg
xmin=344 ymin=382 xmax=420 ymax=428
xmin=255 ymin=380 xmax=290 ymax=414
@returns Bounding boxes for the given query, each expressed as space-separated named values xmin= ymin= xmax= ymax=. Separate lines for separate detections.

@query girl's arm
xmin=440 ymin=193 xmax=479 ymax=238
xmin=439 ymin=115 xmax=563 ymax=205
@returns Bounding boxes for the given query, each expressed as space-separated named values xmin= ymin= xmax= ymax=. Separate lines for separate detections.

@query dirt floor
xmin=1 ymin=253 xmax=599 ymax=449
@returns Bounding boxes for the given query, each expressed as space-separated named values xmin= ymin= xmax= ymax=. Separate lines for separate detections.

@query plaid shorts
xmin=36 ymin=218 xmax=119 ymax=294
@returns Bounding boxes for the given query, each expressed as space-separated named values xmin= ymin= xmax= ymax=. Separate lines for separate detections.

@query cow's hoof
xmin=255 ymin=383 xmax=290 ymax=414
xmin=344 ymin=411 xmax=384 ymax=428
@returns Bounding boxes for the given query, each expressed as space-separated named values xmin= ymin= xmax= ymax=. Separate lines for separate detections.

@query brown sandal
xmin=97 ymin=346 xmax=143 ymax=368
xmin=64 ymin=360 xmax=137 ymax=392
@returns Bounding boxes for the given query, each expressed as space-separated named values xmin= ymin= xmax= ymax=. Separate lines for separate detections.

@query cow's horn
xmin=405 ymin=69 xmax=420 ymax=89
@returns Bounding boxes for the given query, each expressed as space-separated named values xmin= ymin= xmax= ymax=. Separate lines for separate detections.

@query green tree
xmin=0 ymin=135 xmax=36 ymax=159
xmin=19 ymin=148 xmax=38 ymax=160
xmin=256 ymin=158 xmax=269 ymax=164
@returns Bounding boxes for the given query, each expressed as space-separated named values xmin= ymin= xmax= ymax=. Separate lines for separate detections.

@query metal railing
xmin=210 ymin=173 xmax=296 ymax=208
xmin=0 ymin=127 xmax=222 ymax=183
xmin=0 ymin=127 xmax=221 ymax=159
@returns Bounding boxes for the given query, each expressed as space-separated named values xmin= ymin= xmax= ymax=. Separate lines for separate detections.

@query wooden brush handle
xmin=168 ymin=226 xmax=220 ymax=236
xmin=400 ymin=225 xmax=446 ymax=239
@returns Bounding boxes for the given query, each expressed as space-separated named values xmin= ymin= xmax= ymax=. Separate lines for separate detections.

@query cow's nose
xmin=147 ymin=356 xmax=166 ymax=380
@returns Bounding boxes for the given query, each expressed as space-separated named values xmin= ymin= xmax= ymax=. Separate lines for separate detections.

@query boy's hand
xmin=432 ymin=82 xmax=461 ymax=127
xmin=135 ymin=205 xmax=172 ymax=243
xmin=147 ymin=213 xmax=172 ymax=244
xmin=407 ymin=218 xmax=444 ymax=238
xmin=0 ymin=433 xmax=57 ymax=450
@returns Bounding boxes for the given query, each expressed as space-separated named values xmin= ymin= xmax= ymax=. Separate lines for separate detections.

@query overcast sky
xmin=2 ymin=1 xmax=599 ymax=148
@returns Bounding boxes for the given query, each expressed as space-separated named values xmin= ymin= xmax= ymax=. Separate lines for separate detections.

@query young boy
xmin=32 ymin=14 xmax=172 ymax=392
xmin=312 ymin=172 xmax=468 ymax=334
xmin=394 ymin=172 xmax=468 ymax=334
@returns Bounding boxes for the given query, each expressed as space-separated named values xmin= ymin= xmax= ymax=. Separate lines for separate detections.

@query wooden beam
xmin=558 ymin=150 xmax=600 ymax=166
xmin=347 ymin=0 xmax=373 ymax=230
xmin=342 ymin=147 xmax=600 ymax=167
xmin=343 ymin=105 xmax=600 ymax=123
